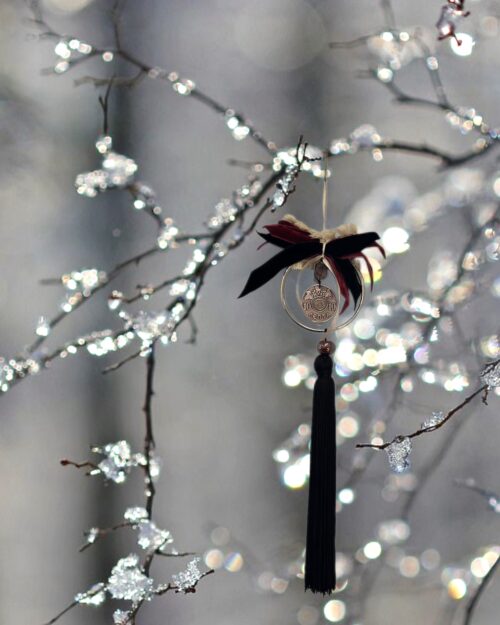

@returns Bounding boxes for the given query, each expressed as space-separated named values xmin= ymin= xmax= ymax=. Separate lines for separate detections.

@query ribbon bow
xmin=239 ymin=214 xmax=385 ymax=313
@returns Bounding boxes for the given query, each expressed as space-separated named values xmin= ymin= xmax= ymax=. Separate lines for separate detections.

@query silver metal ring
xmin=280 ymin=262 xmax=365 ymax=333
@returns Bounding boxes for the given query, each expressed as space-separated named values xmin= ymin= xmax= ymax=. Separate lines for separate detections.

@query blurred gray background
xmin=0 ymin=0 xmax=499 ymax=624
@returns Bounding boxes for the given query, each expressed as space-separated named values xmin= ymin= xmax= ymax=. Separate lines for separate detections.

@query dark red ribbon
xmin=239 ymin=219 xmax=385 ymax=313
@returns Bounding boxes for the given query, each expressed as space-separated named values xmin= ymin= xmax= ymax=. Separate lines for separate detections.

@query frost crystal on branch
xmin=172 ymin=557 xmax=203 ymax=592
xmin=107 ymin=554 xmax=154 ymax=602
xmin=124 ymin=506 xmax=173 ymax=551
xmin=137 ymin=520 xmax=173 ymax=552
xmin=385 ymin=436 xmax=412 ymax=473
xmin=56 ymin=268 xmax=109 ymax=314
xmin=124 ymin=507 xmax=149 ymax=523
xmin=225 ymin=111 xmax=250 ymax=140
xmin=75 ymin=136 xmax=137 ymax=197
xmin=130 ymin=182 xmax=162 ymax=215
xmin=157 ymin=218 xmax=180 ymax=249
xmin=35 ymin=316 xmax=50 ymax=337
xmin=124 ymin=310 xmax=178 ymax=348
xmin=271 ymin=162 xmax=300 ymax=210
xmin=91 ymin=441 xmax=160 ymax=484
xmin=330 ymin=125 xmax=382 ymax=157
xmin=62 ymin=268 xmax=107 ymax=296
xmin=86 ymin=527 xmax=100 ymax=545
xmin=52 ymin=38 xmax=93 ymax=74
xmin=86 ymin=330 xmax=131 ymax=357
xmin=350 ymin=124 xmax=382 ymax=149
xmin=421 ymin=410 xmax=445 ymax=430
xmin=169 ymin=74 xmax=195 ymax=96
xmin=75 ymin=582 xmax=106 ymax=606
xmin=480 ymin=360 xmax=500 ymax=388
xmin=367 ymin=29 xmax=431 ymax=75
xmin=207 ymin=198 xmax=238 ymax=229
xmin=0 ymin=357 xmax=40 ymax=393
xmin=93 ymin=441 xmax=135 ymax=483
xmin=113 ymin=609 xmax=131 ymax=625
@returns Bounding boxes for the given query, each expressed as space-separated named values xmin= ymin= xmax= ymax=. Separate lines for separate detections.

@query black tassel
xmin=305 ymin=343 xmax=336 ymax=594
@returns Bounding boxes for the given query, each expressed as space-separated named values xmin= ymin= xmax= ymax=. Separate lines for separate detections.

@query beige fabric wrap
xmin=281 ymin=214 xmax=358 ymax=270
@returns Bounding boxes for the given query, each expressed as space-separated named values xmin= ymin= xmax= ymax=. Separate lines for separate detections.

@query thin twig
xmin=380 ymin=0 xmax=396 ymax=29
xmin=102 ymin=168 xmax=282 ymax=373
xmin=157 ymin=569 xmax=215 ymax=595
xmin=42 ymin=600 xmax=78 ymax=625
xmin=463 ymin=556 xmax=500 ymax=625
xmin=143 ymin=347 xmax=156 ymax=519
xmin=79 ymin=522 xmax=132 ymax=552
xmin=60 ymin=459 xmax=99 ymax=472
xmin=356 ymin=383 xmax=490 ymax=450
xmin=98 ymin=78 xmax=114 ymax=136
xmin=29 ymin=1 xmax=276 ymax=154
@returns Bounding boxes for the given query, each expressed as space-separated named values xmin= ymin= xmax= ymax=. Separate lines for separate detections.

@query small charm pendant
xmin=302 ymin=284 xmax=338 ymax=323
xmin=314 ymin=261 xmax=328 ymax=282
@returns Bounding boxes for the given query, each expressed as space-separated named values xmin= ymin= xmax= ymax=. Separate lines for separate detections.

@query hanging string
xmin=321 ymin=152 xmax=329 ymax=260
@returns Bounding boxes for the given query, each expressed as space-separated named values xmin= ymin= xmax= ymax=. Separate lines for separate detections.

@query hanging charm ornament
xmin=239 ymin=166 xmax=385 ymax=594
xmin=302 ymin=280 xmax=337 ymax=323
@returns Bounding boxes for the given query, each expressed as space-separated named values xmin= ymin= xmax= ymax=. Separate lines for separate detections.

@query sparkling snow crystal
xmin=113 ymin=609 xmax=132 ymax=625
xmin=421 ymin=410 xmax=445 ymax=430
xmin=172 ymin=557 xmax=203 ymax=592
xmin=124 ymin=507 xmax=149 ymax=523
xmin=75 ymin=136 xmax=137 ymax=197
xmin=94 ymin=441 xmax=135 ymax=483
xmin=75 ymin=582 xmax=106 ymax=606
xmin=107 ymin=554 xmax=154 ymax=603
xmin=137 ymin=520 xmax=173 ymax=552
xmin=385 ymin=436 xmax=412 ymax=473
xmin=481 ymin=360 xmax=500 ymax=388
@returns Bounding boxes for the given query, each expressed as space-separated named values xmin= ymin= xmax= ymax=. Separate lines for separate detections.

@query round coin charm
xmin=301 ymin=284 xmax=338 ymax=323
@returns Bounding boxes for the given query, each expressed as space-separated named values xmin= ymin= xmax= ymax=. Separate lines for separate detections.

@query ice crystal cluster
xmin=0 ymin=357 xmax=40 ymax=393
xmin=330 ymin=124 xmax=383 ymax=157
xmin=91 ymin=441 xmax=161 ymax=484
xmin=157 ymin=218 xmax=180 ymax=249
xmin=225 ymin=110 xmax=250 ymax=141
xmin=271 ymin=160 xmax=300 ymax=210
xmin=130 ymin=182 xmax=162 ymax=215
xmin=124 ymin=507 xmax=149 ymax=523
xmin=73 ymin=445 xmax=204 ymax=618
xmin=113 ymin=609 xmax=132 ymax=625
xmin=386 ymin=437 xmax=412 ymax=473
xmin=74 ymin=546 xmax=205 ymax=614
xmin=172 ymin=558 xmax=203 ymax=592
xmin=367 ymin=28 xmax=432 ymax=78
xmin=137 ymin=520 xmax=172 ymax=552
xmin=75 ymin=582 xmax=106 ymax=606
xmin=480 ymin=360 xmax=500 ymax=388
xmin=207 ymin=198 xmax=238 ymax=229
xmin=73 ymin=555 xmax=153 ymax=610
xmin=52 ymin=268 xmax=109 ymax=314
xmin=421 ymin=410 xmax=445 ymax=430
xmin=125 ymin=311 xmax=178 ymax=348
xmin=107 ymin=554 xmax=154 ymax=602
xmin=52 ymin=37 xmax=93 ymax=74
xmin=75 ymin=136 xmax=138 ymax=197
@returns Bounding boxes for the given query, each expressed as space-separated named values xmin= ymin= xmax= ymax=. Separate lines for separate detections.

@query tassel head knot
xmin=314 ymin=352 xmax=333 ymax=378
